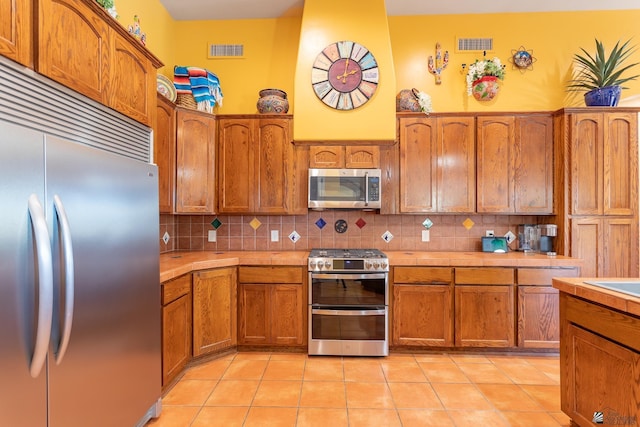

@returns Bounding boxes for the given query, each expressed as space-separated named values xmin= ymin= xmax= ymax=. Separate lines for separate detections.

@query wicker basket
xmin=176 ymin=93 xmax=197 ymax=110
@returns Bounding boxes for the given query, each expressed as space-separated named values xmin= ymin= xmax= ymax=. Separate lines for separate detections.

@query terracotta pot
xmin=472 ymin=76 xmax=500 ymax=101
xmin=257 ymin=88 xmax=289 ymax=113
xmin=396 ymin=88 xmax=421 ymax=112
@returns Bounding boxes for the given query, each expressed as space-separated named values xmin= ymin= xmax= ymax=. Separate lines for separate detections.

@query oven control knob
xmin=381 ymin=261 xmax=388 ymax=270
xmin=365 ymin=261 xmax=372 ymax=270
xmin=324 ymin=261 xmax=331 ymax=269
xmin=309 ymin=260 xmax=317 ymax=269
xmin=373 ymin=261 xmax=380 ymax=269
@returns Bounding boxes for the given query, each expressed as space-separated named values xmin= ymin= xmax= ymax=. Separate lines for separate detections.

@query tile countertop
xmin=160 ymin=250 xmax=582 ymax=283
xmin=552 ymin=277 xmax=640 ymax=317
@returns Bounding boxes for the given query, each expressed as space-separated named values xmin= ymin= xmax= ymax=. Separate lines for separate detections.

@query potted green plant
xmin=568 ymin=38 xmax=640 ymax=106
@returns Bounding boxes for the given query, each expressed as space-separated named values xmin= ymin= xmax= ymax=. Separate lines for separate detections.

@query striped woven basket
xmin=176 ymin=93 xmax=197 ymax=110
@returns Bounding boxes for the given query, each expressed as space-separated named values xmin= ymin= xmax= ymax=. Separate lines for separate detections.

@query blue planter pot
xmin=584 ymin=85 xmax=622 ymax=107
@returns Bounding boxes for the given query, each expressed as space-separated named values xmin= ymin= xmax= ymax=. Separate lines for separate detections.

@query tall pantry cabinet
xmin=555 ymin=108 xmax=639 ymax=277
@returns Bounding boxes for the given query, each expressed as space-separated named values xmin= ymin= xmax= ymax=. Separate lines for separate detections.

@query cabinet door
xmin=0 ymin=0 xmax=31 ymax=66
xmin=238 ymin=284 xmax=269 ymax=345
xmin=570 ymin=217 xmax=602 ymax=277
xmin=192 ymin=268 xmax=237 ymax=357
xmin=517 ymin=286 xmax=559 ymax=348
xmin=176 ymin=109 xmax=216 ymax=213
xmin=162 ymin=293 xmax=191 ymax=386
xmin=218 ymin=118 xmax=254 ymax=212
xmin=37 ymin=0 xmax=110 ymax=104
xmin=109 ymin=31 xmax=155 ymax=126
xmin=570 ymin=113 xmax=604 ymax=215
xmin=345 ymin=146 xmax=380 ymax=168
xmin=309 ymin=146 xmax=344 ymax=168
xmin=455 ymin=285 xmax=515 ymax=347
xmin=399 ymin=117 xmax=436 ymax=212
xmin=155 ymin=95 xmax=176 ymax=213
xmin=603 ymin=112 xmax=638 ymax=216
xmin=437 ymin=116 xmax=476 ymax=212
xmin=515 ymin=115 xmax=554 ymax=213
xmin=393 ymin=284 xmax=453 ymax=347
xmin=271 ymin=284 xmax=304 ymax=345
xmin=476 ymin=116 xmax=515 ymax=213
xmin=256 ymin=118 xmax=293 ymax=213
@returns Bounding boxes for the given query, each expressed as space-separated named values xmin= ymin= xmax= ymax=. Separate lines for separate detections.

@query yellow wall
xmin=121 ymin=2 xmax=640 ymax=113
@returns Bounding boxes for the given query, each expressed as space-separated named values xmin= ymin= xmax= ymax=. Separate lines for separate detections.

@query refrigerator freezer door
xmin=0 ymin=123 xmax=49 ymax=426
xmin=45 ymin=135 xmax=161 ymax=427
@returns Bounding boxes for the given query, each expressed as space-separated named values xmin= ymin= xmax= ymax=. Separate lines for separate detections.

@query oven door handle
xmin=312 ymin=308 xmax=387 ymax=316
xmin=310 ymin=273 xmax=387 ymax=280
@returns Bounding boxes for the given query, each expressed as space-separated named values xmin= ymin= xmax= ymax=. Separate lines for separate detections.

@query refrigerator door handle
xmin=27 ymin=194 xmax=53 ymax=378
xmin=53 ymin=195 xmax=74 ymax=365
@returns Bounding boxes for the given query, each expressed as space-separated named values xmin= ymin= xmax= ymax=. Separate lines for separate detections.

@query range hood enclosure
xmin=293 ymin=0 xmax=397 ymax=143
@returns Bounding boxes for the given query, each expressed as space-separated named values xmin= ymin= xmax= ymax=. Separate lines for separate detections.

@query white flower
xmin=416 ymin=91 xmax=432 ymax=114
xmin=465 ymin=57 xmax=505 ymax=95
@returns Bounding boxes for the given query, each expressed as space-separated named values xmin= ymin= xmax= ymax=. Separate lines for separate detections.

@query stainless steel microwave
xmin=308 ymin=168 xmax=381 ymax=210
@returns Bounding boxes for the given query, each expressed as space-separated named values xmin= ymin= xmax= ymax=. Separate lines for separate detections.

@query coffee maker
xmin=517 ymin=224 xmax=538 ymax=252
xmin=537 ymin=224 xmax=557 ymax=254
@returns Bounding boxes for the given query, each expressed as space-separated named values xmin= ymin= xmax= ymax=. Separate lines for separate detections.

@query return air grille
xmin=456 ymin=38 xmax=494 ymax=52
xmin=208 ymin=44 xmax=244 ymax=58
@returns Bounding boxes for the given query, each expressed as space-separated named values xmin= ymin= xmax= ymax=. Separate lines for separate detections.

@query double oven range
xmin=308 ymin=249 xmax=389 ymax=357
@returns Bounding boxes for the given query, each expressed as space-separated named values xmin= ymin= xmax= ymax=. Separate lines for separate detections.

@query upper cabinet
xmin=309 ymin=145 xmax=380 ymax=168
xmin=0 ymin=0 xmax=32 ymax=67
xmin=155 ymin=94 xmax=176 ymax=213
xmin=218 ymin=115 xmax=303 ymax=214
xmin=476 ymin=114 xmax=553 ymax=214
xmin=398 ymin=115 xmax=476 ymax=213
xmin=35 ymin=0 xmax=161 ymax=126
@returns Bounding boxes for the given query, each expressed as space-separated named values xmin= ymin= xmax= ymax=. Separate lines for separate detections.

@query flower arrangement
xmin=465 ymin=57 xmax=506 ymax=95
xmin=415 ymin=91 xmax=433 ymax=114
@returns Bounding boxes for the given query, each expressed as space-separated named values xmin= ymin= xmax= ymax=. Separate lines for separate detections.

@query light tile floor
xmin=146 ymin=352 xmax=570 ymax=427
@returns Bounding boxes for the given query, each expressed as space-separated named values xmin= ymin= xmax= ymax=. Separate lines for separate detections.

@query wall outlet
xmin=271 ymin=230 xmax=279 ymax=242
xmin=208 ymin=230 xmax=217 ymax=242
xmin=486 ymin=230 xmax=495 ymax=237
xmin=422 ymin=229 xmax=430 ymax=242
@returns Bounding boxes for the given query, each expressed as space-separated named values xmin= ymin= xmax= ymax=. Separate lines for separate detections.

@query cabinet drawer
xmin=162 ymin=274 xmax=191 ymax=305
xmin=394 ymin=267 xmax=453 ymax=284
xmin=455 ymin=268 xmax=514 ymax=285
xmin=239 ymin=266 xmax=303 ymax=284
xmin=517 ymin=267 xmax=579 ymax=286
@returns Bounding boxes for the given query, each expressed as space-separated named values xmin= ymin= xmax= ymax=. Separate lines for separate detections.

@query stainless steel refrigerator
xmin=0 ymin=57 xmax=161 ymax=426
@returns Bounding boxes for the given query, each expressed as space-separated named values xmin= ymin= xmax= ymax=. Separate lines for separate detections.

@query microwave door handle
xmin=364 ymin=171 xmax=369 ymax=206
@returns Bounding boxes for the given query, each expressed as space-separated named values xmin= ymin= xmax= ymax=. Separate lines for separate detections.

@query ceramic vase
xmin=396 ymin=88 xmax=421 ymax=112
xmin=584 ymin=85 xmax=621 ymax=107
xmin=257 ymin=88 xmax=289 ymax=113
xmin=472 ymin=76 xmax=500 ymax=101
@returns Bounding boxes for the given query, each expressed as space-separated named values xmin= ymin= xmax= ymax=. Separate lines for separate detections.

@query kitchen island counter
xmin=553 ymin=277 xmax=640 ymax=318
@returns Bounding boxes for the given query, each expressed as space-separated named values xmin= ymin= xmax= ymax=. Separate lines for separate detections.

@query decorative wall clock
xmin=311 ymin=41 xmax=379 ymax=110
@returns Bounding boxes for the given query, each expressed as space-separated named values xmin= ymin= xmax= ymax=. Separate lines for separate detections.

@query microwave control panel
xmin=368 ymin=177 xmax=380 ymax=201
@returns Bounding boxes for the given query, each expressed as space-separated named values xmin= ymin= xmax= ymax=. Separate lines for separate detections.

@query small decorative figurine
xmin=128 ymin=15 xmax=146 ymax=46
xmin=428 ymin=42 xmax=449 ymax=85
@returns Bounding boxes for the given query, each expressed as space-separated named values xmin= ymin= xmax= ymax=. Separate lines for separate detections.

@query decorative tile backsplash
xmin=160 ymin=212 xmax=543 ymax=254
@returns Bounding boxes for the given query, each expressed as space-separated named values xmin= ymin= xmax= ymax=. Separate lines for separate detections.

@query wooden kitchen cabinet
xmin=392 ymin=267 xmax=454 ymax=347
xmin=237 ymin=266 xmax=305 ymax=347
xmin=161 ymin=274 xmax=192 ymax=388
xmin=192 ymin=267 xmax=237 ymax=357
xmin=155 ymin=94 xmax=176 ymax=213
xmin=37 ymin=0 xmax=161 ymax=126
xmin=476 ymin=114 xmax=553 ymax=213
xmin=516 ymin=267 xmax=578 ymax=349
xmin=0 ymin=0 xmax=31 ymax=67
xmin=398 ymin=115 xmax=475 ymax=213
xmin=454 ymin=268 xmax=515 ymax=347
xmin=309 ymin=145 xmax=380 ymax=168
xmin=218 ymin=115 xmax=301 ymax=214
xmin=175 ymin=108 xmax=216 ymax=214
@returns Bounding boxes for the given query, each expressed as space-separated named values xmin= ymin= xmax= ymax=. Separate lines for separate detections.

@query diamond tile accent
xmin=162 ymin=232 xmax=170 ymax=244
xmin=422 ymin=218 xmax=433 ymax=229
xmin=288 ymin=231 xmax=301 ymax=243
xmin=381 ymin=230 xmax=394 ymax=242
xmin=355 ymin=218 xmax=367 ymax=229
xmin=211 ymin=218 xmax=223 ymax=229
xmin=315 ymin=218 xmax=327 ymax=229
xmin=462 ymin=218 xmax=475 ymax=230
xmin=249 ymin=217 xmax=262 ymax=230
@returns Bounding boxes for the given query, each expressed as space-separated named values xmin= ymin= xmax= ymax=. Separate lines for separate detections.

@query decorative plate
xmin=334 ymin=219 xmax=348 ymax=234
xmin=157 ymin=74 xmax=177 ymax=102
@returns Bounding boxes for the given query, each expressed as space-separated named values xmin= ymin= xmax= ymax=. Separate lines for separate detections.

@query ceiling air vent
xmin=208 ymin=44 xmax=244 ymax=58
xmin=456 ymin=38 xmax=493 ymax=53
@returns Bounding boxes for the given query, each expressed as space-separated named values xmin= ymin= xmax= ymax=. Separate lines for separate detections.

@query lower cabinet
xmin=454 ymin=268 xmax=515 ymax=347
xmin=192 ymin=267 xmax=237 ymax=357
xmin=238 ymin=266 xmax=305 ymax=347
xmin=392 ymin=267 xmax=454 ymax=347
xmin=161 ymin=274 xmax=192 ymax=388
